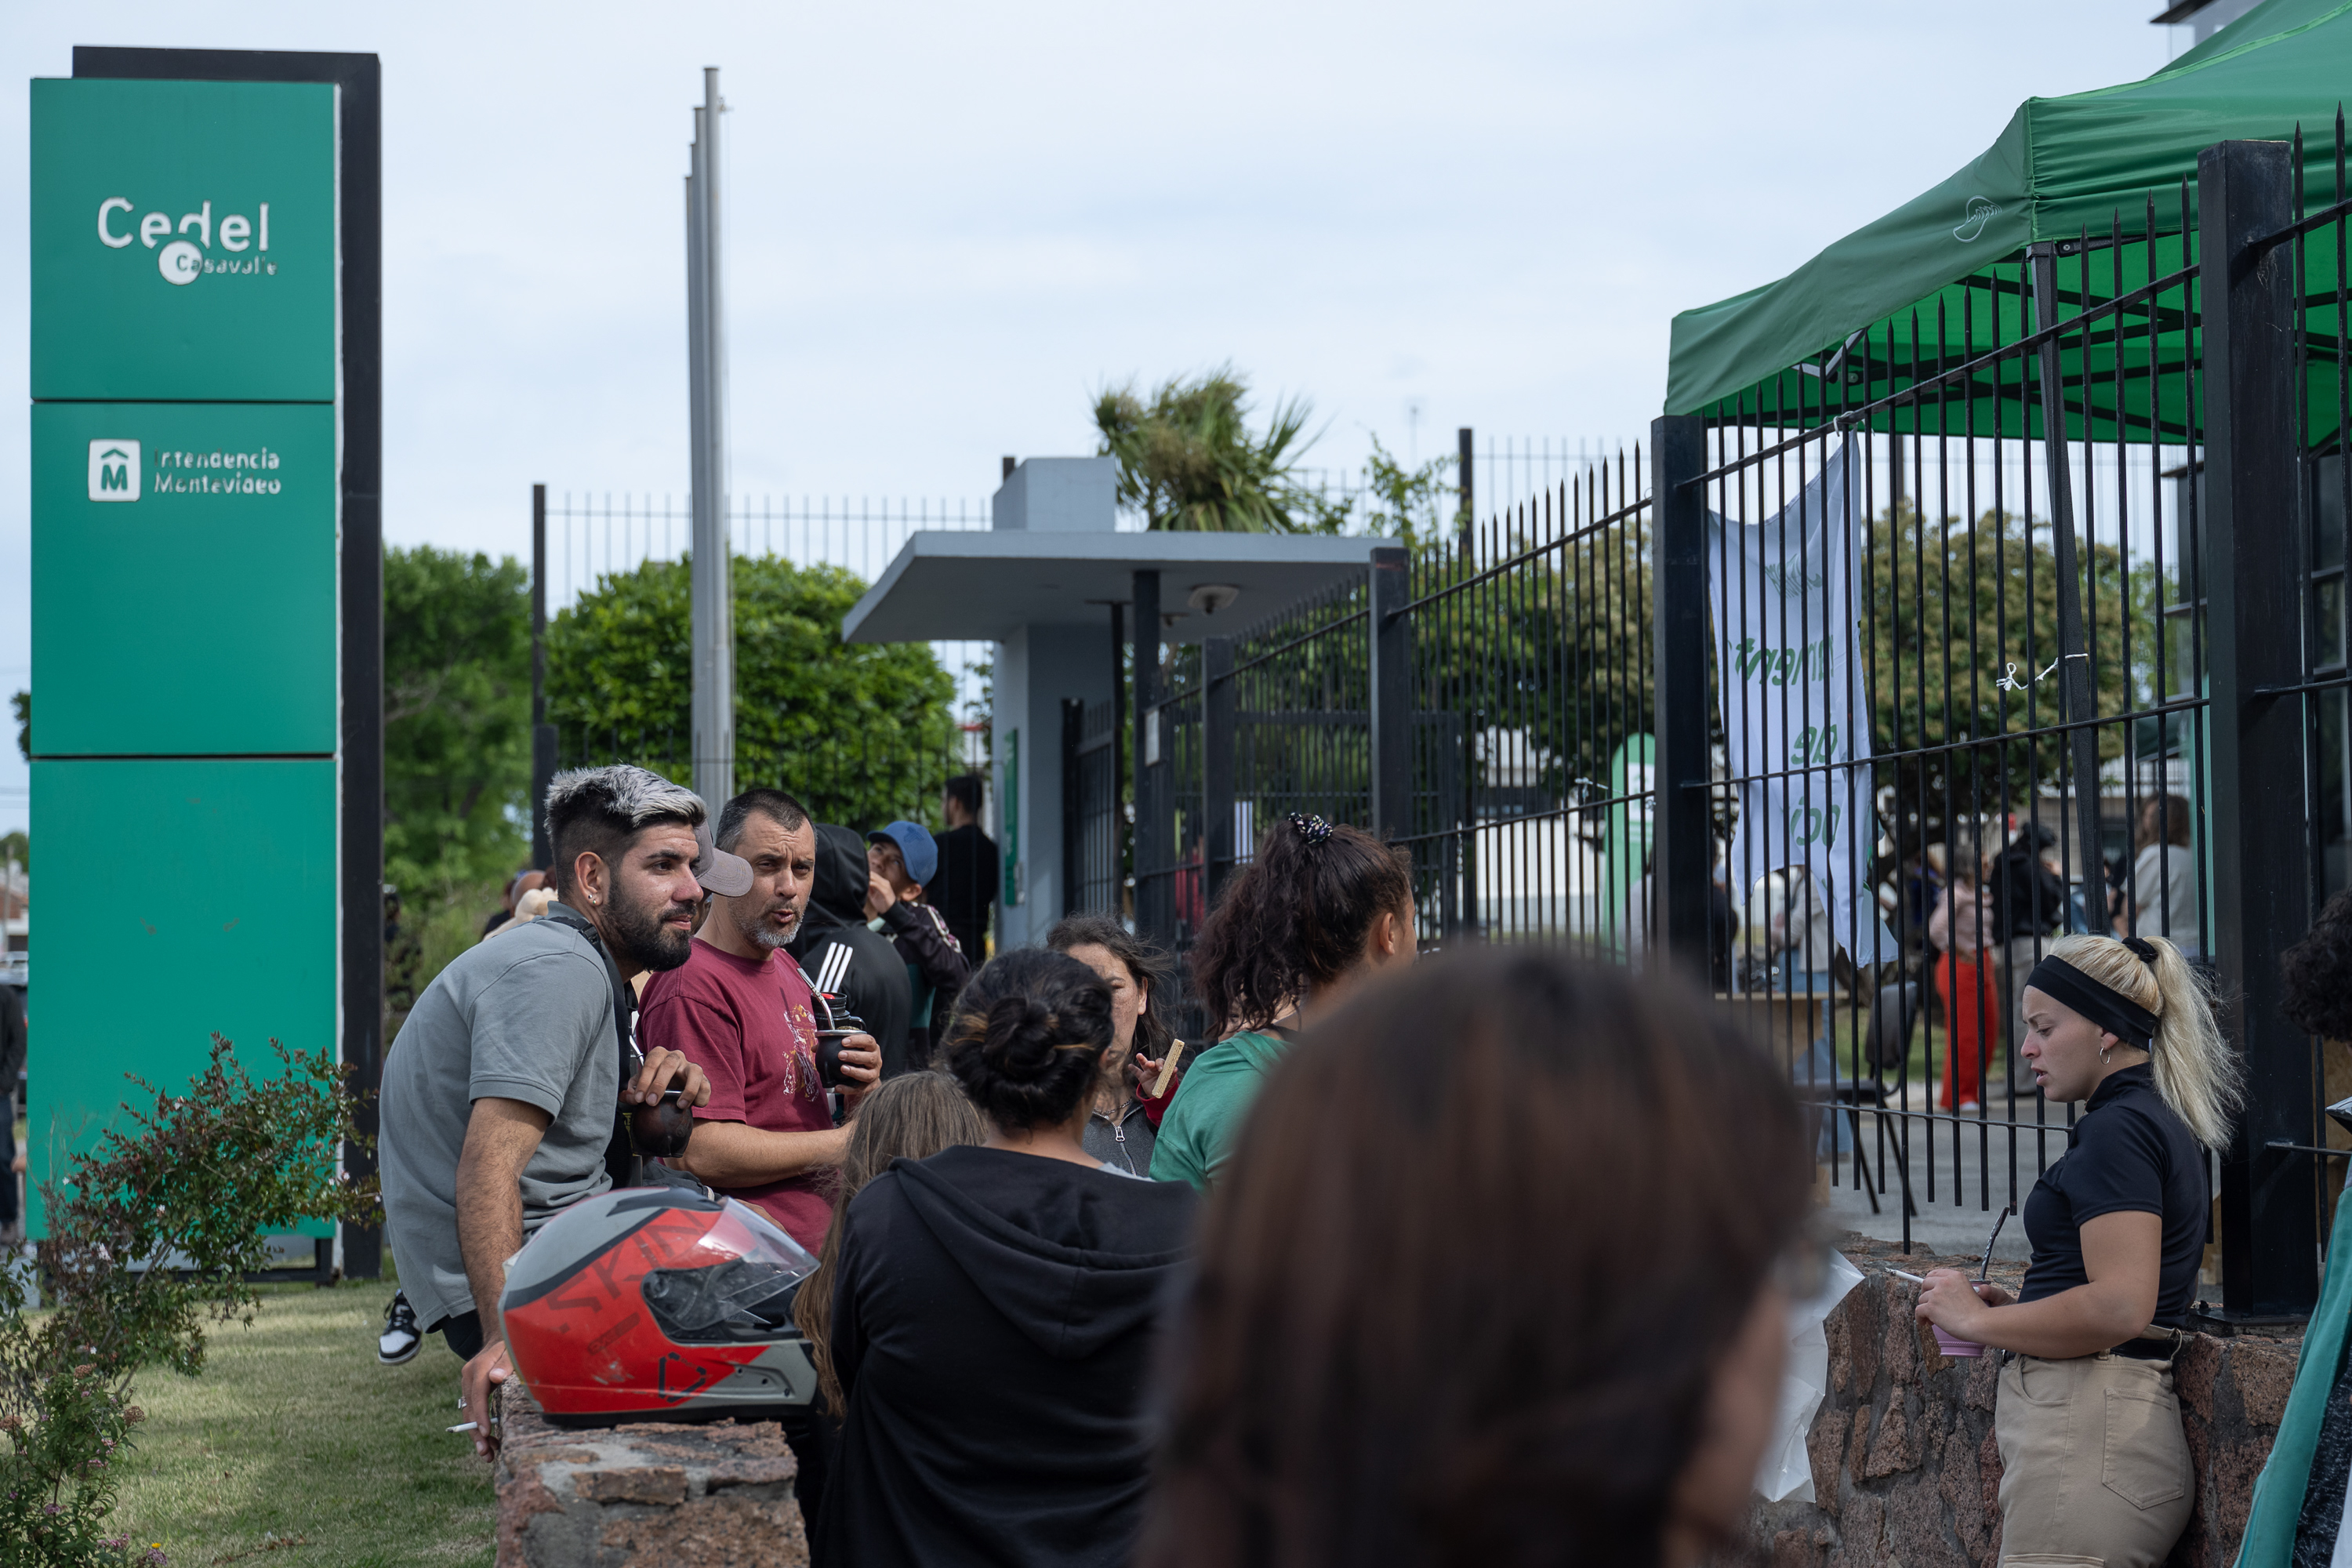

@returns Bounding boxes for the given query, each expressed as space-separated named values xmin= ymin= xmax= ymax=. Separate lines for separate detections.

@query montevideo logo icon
xmin=88 ymin=440 xmax=140 ymax=503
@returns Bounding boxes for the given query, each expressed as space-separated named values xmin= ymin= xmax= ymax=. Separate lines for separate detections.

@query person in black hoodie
xmin=789 ymin=822 xmax=915 ymax=1077
xmin=1986 ymin=822 xmax=2070 ymax=1094
xmin=816 ymin=949 xmax=1198 ymax=1568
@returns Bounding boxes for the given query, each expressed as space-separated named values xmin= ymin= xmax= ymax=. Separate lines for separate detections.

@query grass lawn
xmin=107 ymin=1278 xmax=493 ymax=1568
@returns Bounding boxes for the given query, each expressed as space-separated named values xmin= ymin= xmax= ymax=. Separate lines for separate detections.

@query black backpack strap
xmin=538 ymin=907 xmax=641 ymax=1185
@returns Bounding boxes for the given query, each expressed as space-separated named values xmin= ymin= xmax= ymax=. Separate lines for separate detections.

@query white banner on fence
xmin=1707 ymin=441 xmax=1896 ymax=970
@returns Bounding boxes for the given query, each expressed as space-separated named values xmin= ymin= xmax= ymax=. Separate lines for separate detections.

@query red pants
xmin=1936 ymin=951 xmax=1998 ymax=1109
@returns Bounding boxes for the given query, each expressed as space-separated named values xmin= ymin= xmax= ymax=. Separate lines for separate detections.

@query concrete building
xmin=842 ymin=456 xmax=1397 ymax=950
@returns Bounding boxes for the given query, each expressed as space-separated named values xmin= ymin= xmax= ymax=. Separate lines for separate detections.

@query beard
xmin=605 ymin=886 xmax=699 ymax=973
xmin=731 ymin=895 xmax=802 ymax=953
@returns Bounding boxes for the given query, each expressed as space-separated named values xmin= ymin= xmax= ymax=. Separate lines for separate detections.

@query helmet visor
xmin=639 ymin=1199 xmax=823 ymax=1345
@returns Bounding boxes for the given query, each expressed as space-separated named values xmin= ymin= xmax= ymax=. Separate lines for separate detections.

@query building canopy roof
xmin=838 ymin=530 xmax=1399 ymax=645
xmin=1666 ymin=0 xmax=2352 ymax=425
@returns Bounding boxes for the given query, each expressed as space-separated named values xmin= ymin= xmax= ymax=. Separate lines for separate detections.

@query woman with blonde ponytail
xmin=1915 ymin=931 xmax=2238 ymax=1567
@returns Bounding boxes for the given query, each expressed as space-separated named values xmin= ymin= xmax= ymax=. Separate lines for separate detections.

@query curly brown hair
xmin=2283 ymin=888 xmax=2352 ymax=1041
xmin=1188 ymin=816 xmax=1412 ymax=1033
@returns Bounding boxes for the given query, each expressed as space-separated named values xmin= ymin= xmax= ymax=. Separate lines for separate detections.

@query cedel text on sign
xmin=31 ymin=77 xmax=334 ymax=400
xmin=96 ymin=197 xmax=277 ymax=285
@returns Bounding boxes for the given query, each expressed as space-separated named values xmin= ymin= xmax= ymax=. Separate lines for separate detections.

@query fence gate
xmin=1093 ymin=135 xmax=2343 ymax=1321
xmin=1128 ymin=469 xmax=1659 ymax=1023
xmin=1652 ymin=135 xmax=2326 ymax=1319
xmin=1062 ymin=695 xmax=1121 ymax=917
xmin=1402 ymin=462 xmax=1653 ymax=951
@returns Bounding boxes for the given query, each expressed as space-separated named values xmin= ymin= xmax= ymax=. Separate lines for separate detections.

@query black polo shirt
xmin=2018 ymin=1063 xmax=2207 ymax=1329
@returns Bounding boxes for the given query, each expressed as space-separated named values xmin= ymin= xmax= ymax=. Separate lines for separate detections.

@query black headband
xmin=2026 ymin=956 xmax=2160 ymax=1050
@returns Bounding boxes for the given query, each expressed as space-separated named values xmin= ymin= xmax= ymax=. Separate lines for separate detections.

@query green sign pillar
xmin=30 ymin=52 xmax=383 ymax=1276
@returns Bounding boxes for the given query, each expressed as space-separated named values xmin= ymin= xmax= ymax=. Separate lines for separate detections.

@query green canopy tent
xmin=1665 ymin=0 xmax=2352 ymax=441
xmin=1668 ymin=15 xmax=2352 ymax=1559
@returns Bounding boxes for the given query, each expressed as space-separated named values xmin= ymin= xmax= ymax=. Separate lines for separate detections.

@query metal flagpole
xmin=687 ymin=68 xmax=735 ymax=808
xmin=531 ymin=483 xmax=555 ymax=867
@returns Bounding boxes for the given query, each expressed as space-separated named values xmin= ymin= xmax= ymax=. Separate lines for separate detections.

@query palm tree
xmin=1091 ymin=366 xmax=1338 ymax=532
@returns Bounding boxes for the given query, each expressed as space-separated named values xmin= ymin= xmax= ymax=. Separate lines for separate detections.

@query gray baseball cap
xmin=693 ymin=820 xmax=755 ymax=898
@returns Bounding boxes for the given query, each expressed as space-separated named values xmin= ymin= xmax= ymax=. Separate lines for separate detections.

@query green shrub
xmin=0 ymin=1036 xmax=377 ymax=1566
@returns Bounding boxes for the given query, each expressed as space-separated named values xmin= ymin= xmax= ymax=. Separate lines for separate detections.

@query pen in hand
xmin=1976 ymin=1204 xmax=2013 ymax=1283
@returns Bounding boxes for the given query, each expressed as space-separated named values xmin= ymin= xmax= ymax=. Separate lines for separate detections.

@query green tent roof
xmin=1665 ymin=0 xmax=2352 ymax=423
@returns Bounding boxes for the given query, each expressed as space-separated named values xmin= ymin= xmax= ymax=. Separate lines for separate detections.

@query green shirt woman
xmin=1149 ymin=812 xmax=1417 ymax=1191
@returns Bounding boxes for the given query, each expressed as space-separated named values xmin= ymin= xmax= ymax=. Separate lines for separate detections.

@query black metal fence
xmin=1664 ymin=187 xmax=2212 ymax=1269
xmin=1108 ymin=466 xmax=1661 ymax=1042
xmin=1102 ymin=132 xmax=2352 ymax=1321
xmin=1399 ymin=456 xmax=1653 ymax=950
xmin=2277 ymin=115 xmax=2352 ymax=1291
xmin=1657 ymin=134 xmax=2330 ymax=1319
xmin=1062 ymin=695 xmax=1123 ymax=920
xmin=1118 ymin=462 xmax=1659 ymax=942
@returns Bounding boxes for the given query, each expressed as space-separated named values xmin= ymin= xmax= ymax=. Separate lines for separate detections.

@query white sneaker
xmin=379 ymin=1289 xmax=422 ymax=1366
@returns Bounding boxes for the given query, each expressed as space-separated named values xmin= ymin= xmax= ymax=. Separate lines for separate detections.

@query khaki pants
xmin=1994 ymin=1351 xmax=2193 ymax=1566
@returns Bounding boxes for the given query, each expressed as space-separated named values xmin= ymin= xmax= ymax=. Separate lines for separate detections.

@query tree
xmin=1406 ymin=519 xmax=1653 ymax=808
xmin=547 ymin=555 xmax=958 ymax=830
xmin=383 ymin=547 xmax=532 ymax=902
xmin=1092 ymin=367 xmax=1328 ymax=532
xmin=1356 ymin=435 xmax=1458 ymax=554
xmin=1860 ymin=503 xmax=2168 ymax=869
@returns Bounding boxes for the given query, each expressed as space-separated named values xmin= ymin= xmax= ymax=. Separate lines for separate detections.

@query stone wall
xmin=486 ymin=1228 xmax=2303 ymax=1566
xmin=1751 ymin=1234 xmax=2302 ymax=1568
xmin=494 ymin=1391 xmax=808 ymax=1567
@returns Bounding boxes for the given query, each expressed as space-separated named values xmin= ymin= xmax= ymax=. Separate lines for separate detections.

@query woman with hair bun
xmin=1152 ymin=813 xmax=1415 ymax=1190
xmin=815 ymin=949 xmax=1197 ymax=1568
xmin=1914 ymin=931 xmax=2242 ymax=1567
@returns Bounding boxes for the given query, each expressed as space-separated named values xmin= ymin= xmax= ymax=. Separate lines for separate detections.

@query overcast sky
xmin=0 ymin=0 xmax=2192 ymax=836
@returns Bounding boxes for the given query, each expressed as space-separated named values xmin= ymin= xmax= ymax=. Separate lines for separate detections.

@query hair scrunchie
xmin=1287 ymin=811 xmax=1334 ymax=848
xmin=2119 ymin=936 xmax=2160 ymax=966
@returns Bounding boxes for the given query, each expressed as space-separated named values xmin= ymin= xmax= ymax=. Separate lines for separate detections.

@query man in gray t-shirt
xmin=379 ymin=764 xmax=750 ymax=1460
xmin=379 ymin=916 xmax=630 ymax=1331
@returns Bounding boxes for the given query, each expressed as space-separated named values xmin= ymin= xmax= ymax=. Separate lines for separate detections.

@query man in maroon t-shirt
xmin=639 ymin=788 xmax=881 ymax=1253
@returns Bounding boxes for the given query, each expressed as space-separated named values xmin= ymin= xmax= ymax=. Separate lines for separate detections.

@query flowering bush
xmin=0 ymin=1036 xmax=378 ymax=1566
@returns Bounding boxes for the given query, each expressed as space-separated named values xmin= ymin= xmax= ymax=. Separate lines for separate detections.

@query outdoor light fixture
xmin=1188 ymin=583 xmax=1243 ymax=616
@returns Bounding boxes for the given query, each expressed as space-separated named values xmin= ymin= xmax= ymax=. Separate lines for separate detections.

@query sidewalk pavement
xmin=1817 ymin=1084 xmax=2076 ymax=1262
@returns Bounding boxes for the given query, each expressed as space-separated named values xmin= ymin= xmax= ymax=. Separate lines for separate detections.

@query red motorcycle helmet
xmin=501 ymin=1187 xmax=822 ymax=1426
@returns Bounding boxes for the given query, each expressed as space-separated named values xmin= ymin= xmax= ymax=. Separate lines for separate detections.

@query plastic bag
xmin=1755 ymin=1249 xmax=1866 ymax=1502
